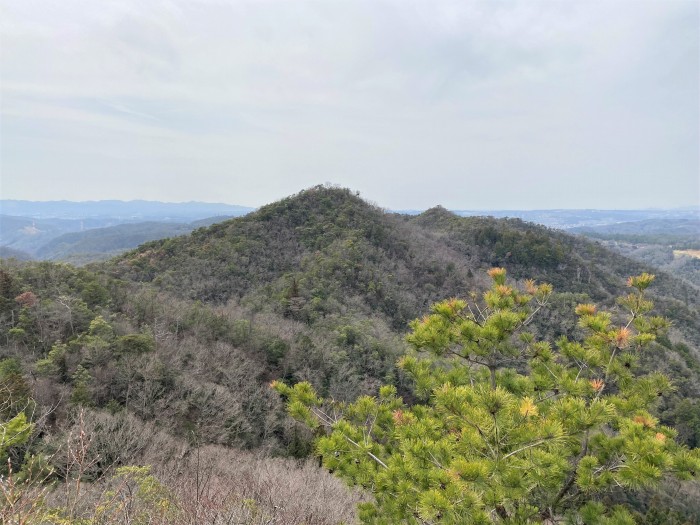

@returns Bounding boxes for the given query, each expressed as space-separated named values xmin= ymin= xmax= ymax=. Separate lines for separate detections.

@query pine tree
xmin=274 ymin=269 xmax=700 ymax=524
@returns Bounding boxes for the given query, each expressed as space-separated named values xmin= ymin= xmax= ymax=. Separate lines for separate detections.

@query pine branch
xmin=342 ymin=435 xmax=388 ymax=469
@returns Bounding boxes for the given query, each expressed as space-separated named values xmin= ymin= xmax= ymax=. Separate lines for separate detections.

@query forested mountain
xmin=108 ymin=188 xmax=700 ymax=353
xmin=2 ymin=186 xmax=700 ymax=523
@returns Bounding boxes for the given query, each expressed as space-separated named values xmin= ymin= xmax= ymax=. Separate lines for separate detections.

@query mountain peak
xmin=411 ymin=205 xmax=460 ymax=227
xmin=253 ymin=185 xmax=382 ymax=227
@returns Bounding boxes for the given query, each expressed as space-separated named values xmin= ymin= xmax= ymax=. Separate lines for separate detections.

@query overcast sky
xmin=1 ymin=0 xmax=698 ymax=210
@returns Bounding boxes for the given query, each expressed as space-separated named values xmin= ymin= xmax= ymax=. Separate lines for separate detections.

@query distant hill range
xmin=0 ymin=200 xmax=254 ymax=263
xmin=450 ymin=208 xmax=700 ymax=229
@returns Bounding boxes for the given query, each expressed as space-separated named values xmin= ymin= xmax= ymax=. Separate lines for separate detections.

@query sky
xmin=1 ymin=0 xmax=698 ymax=210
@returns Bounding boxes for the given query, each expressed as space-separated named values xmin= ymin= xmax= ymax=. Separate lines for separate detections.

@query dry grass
xmin=673 ymin=249 xmax=700 ymax=260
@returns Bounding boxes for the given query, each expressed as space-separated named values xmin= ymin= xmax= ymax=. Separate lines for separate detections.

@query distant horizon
xmin=1 ymin=196 xmax=698 ymax=214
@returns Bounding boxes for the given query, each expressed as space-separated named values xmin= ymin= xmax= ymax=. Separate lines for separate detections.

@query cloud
xmin=1 ymin=0 xmax=697 ymax=208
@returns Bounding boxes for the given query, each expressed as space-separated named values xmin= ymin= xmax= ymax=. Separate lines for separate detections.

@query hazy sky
xmin=1 ymin=0 xmax=698 ymax=210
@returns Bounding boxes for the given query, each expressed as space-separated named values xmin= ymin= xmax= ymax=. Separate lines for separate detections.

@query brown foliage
xmin=14 ymin=292 xmax=37 ymax=309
